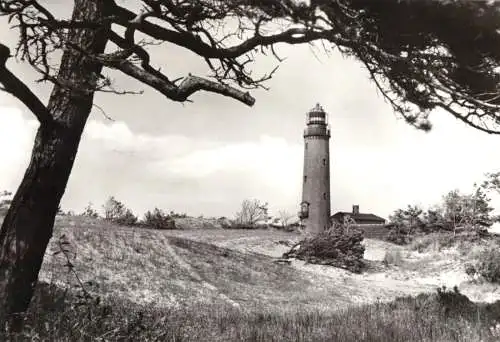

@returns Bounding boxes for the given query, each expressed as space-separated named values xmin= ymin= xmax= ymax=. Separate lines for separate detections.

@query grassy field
xmin=2 ymin=215 xmax=500 ymax=340
xmin=39 ymin=216 xmax=414 ymax=311
xmin=5 ymin=281 xmax=500 ymax=341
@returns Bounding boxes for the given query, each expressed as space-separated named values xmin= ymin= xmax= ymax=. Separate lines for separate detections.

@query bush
xmin=465 ymin=263 xmax=477 ymax=278
xmin=229 ymin=222 xmax=267 ymax=229
xmin=169 ymin=211 xmax=187 ymax=219
xmin=143 ymin=208 xmax=176 ymax=229
xmin=234 ymin=199 xmax=269 ymax=226
xmin=386 ymin=227 xmax=412 ymax=245
xmin=410 ymin=233 xmax=456 ymax=253
xmin=411 ymin=231 xmax=492 ymax=255
xmin=409 ymin=235 xmax=435 ymax=252
xmin=114 ymin=209 xmax=138 ymax=226
xmin=471 ymin=247 xmax=500 ymax=283
xmin=102 ymin=196 xmax=138 ymax=226
xmin=80 ymin=202 xmax=99 ymax=218
xmin=217 ymin=217 xmax=232 ymax=229
xmin=282 ymin=227 xmax=365 ymax=273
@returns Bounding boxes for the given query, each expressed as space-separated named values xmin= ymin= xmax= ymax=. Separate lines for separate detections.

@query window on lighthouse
xmin=304 ymin=175 xmax=307 ymax=183
xmin=323 ymin=193 xmax=327 ymax=199
xmin=322 ymin=158 xmax=326 ymax=166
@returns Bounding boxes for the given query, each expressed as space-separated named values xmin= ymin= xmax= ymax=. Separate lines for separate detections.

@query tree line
xmin=387 ymin=172 xmax=500 ymax=244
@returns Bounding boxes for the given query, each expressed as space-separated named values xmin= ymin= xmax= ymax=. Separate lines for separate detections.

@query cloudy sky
xmin=1 ymin=3 xmax=500 ymax=220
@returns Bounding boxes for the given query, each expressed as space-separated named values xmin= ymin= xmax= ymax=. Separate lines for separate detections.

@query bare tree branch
xmin=101 ymin=55 xmax=255 ymax=105
xmin=0 ymin=43 xmax=52 ymax=124
xmin=92 ymin=103 xmax=114 ymax=121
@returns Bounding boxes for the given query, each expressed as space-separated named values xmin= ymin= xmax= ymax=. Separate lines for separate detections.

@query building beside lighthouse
xmin=299 ymin=103 xmax=331 ymax=235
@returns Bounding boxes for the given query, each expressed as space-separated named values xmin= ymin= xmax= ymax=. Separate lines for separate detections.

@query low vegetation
xmin=2 ymin=283 xmax=500 ymax=341
xmin=102 ymin=196 xmax=138 ymax=226
xmin=382 ymin=249 xmax=403 ymax=267
xmin=283 ymin=226 xmax=365 ymax=273
xmin=386 ymin=182 xmax=497 ymax=245
xmin=57 ymin=196 xmax=296 ymax=231
xmin=142 ymin=208 xmax=177 ymax=230
xmin=409 ymin=232 xmax=488 ymax=255
xmin=3 ymin=185 xmax=500 ymax=340
xmin=467 ymin=247 xmax=500 ymax=284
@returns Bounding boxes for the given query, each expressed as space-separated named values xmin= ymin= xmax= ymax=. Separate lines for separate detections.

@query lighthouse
xmin=299 ymin=103 xmax=331 ymax=235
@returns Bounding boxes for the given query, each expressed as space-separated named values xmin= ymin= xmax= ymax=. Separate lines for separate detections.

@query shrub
xmin=143 ymin=208 xmax=176 ymax=229
xmin=234 ymin=199 xmax=269 ymax=226
xmin=409 ymin=235 xmax=435 ymax=252
xmin=217 ymin=217 xmax=232 ymax=229
xmin=472 ymin=247 xmax=500 ymax=283
xmin=434 ymin=286 xmax=477 ymax=320
xmin=386 ymin=227 xmax=412 ymax=245
xmin=80 ymin=202 xmax=99 ymax=218
xmin=410 ymin=233 xmax=457 ymax=253
xmin=229 ymin=222 xmax=267 ymax=229
xmin=464 ymin=263 xmax=477 ymax=278
xmin=102 ymin=196 xmax=138 ymax=226
xmin=282 ymin=227 xmax=365 ymax=273
xmin=114 ymin=209 xmax=138 ymax=226
xmin=169 ymin=211 xmax=187 ymax=219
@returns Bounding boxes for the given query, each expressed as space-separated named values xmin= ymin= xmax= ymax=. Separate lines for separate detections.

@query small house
xmin=331 ymin=205 xmax=386 ymax=226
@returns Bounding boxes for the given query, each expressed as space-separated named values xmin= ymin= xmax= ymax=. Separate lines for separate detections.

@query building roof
xmin=331 ymin=212 xmax=386 ymax=223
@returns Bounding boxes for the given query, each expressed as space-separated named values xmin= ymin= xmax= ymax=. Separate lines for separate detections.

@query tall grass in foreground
xmin=2 ymin=282 xmax=500 ymax=342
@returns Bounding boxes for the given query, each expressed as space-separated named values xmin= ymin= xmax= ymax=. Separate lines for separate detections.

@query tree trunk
xmin=0 ymin=0 xmax=110 ymax=331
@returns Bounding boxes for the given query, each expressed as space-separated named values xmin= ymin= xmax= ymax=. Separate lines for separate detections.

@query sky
xmin=1 ymin=3 xmax=500 ymax=221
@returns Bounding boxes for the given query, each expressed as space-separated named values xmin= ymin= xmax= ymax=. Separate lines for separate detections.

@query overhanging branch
xmin=113 ymin=5 xmax=346 ymax=59
xmin=101 ymin=55 xmax=254 ymax=105
xmin=0 ymin=43 xmax=53 ymax=125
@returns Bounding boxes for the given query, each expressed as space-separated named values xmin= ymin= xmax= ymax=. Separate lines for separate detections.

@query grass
xmin=409 ymin=232 xmax=496 ymax=255
xmin=39 ymin=216 xmax=372 ymax=311
xmin=3 ymin=215 xmax=500 ymax=340
xmin=383 ymin=249 xmax=404 ymax=267
xmin=2 ymin=282 xmax=500 ymax=341
xmin=410 ymin=233 xmax=457 ymax=253
xmin=467 ymin=245 xmax=500 ymax=284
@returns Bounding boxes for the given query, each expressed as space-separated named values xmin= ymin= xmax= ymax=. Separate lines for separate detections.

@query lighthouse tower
xmin=299 ymin=103 xmax=331 ymax=235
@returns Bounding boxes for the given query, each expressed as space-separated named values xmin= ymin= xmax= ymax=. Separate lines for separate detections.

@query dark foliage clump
xmin=391 ymin=286 xmax=478 ymax=322
xmin=229 ymin=223 xmax=268 ymax=230
xmin=143 ymin=208 xmax=176 ymax=230
xmin=102 ymin=196 xmax=138 ymax=226
xmin=283 ymin=227 xmax=365 ymax=273
xmin=3 ymin=282 xmax=500 ymax=341
xmin=386 ymin=227 xmax=412 ymax=245
xmin=468 ymin=247 xmax=500 ymax=284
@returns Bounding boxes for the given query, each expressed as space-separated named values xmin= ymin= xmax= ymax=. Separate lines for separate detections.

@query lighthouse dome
xmin=307 ymin=103 xmax=327 ymax=124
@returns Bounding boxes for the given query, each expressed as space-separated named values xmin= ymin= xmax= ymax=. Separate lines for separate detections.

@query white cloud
xmin=0 ymin=105 xmax=38 ymax=192
xmin=76 ymin=121 xmax=304 ymax=216
xmin=77 ymin=115 xmax=500 ymax=220
xmin=2 ymin=104 xmax=500 ymax=221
